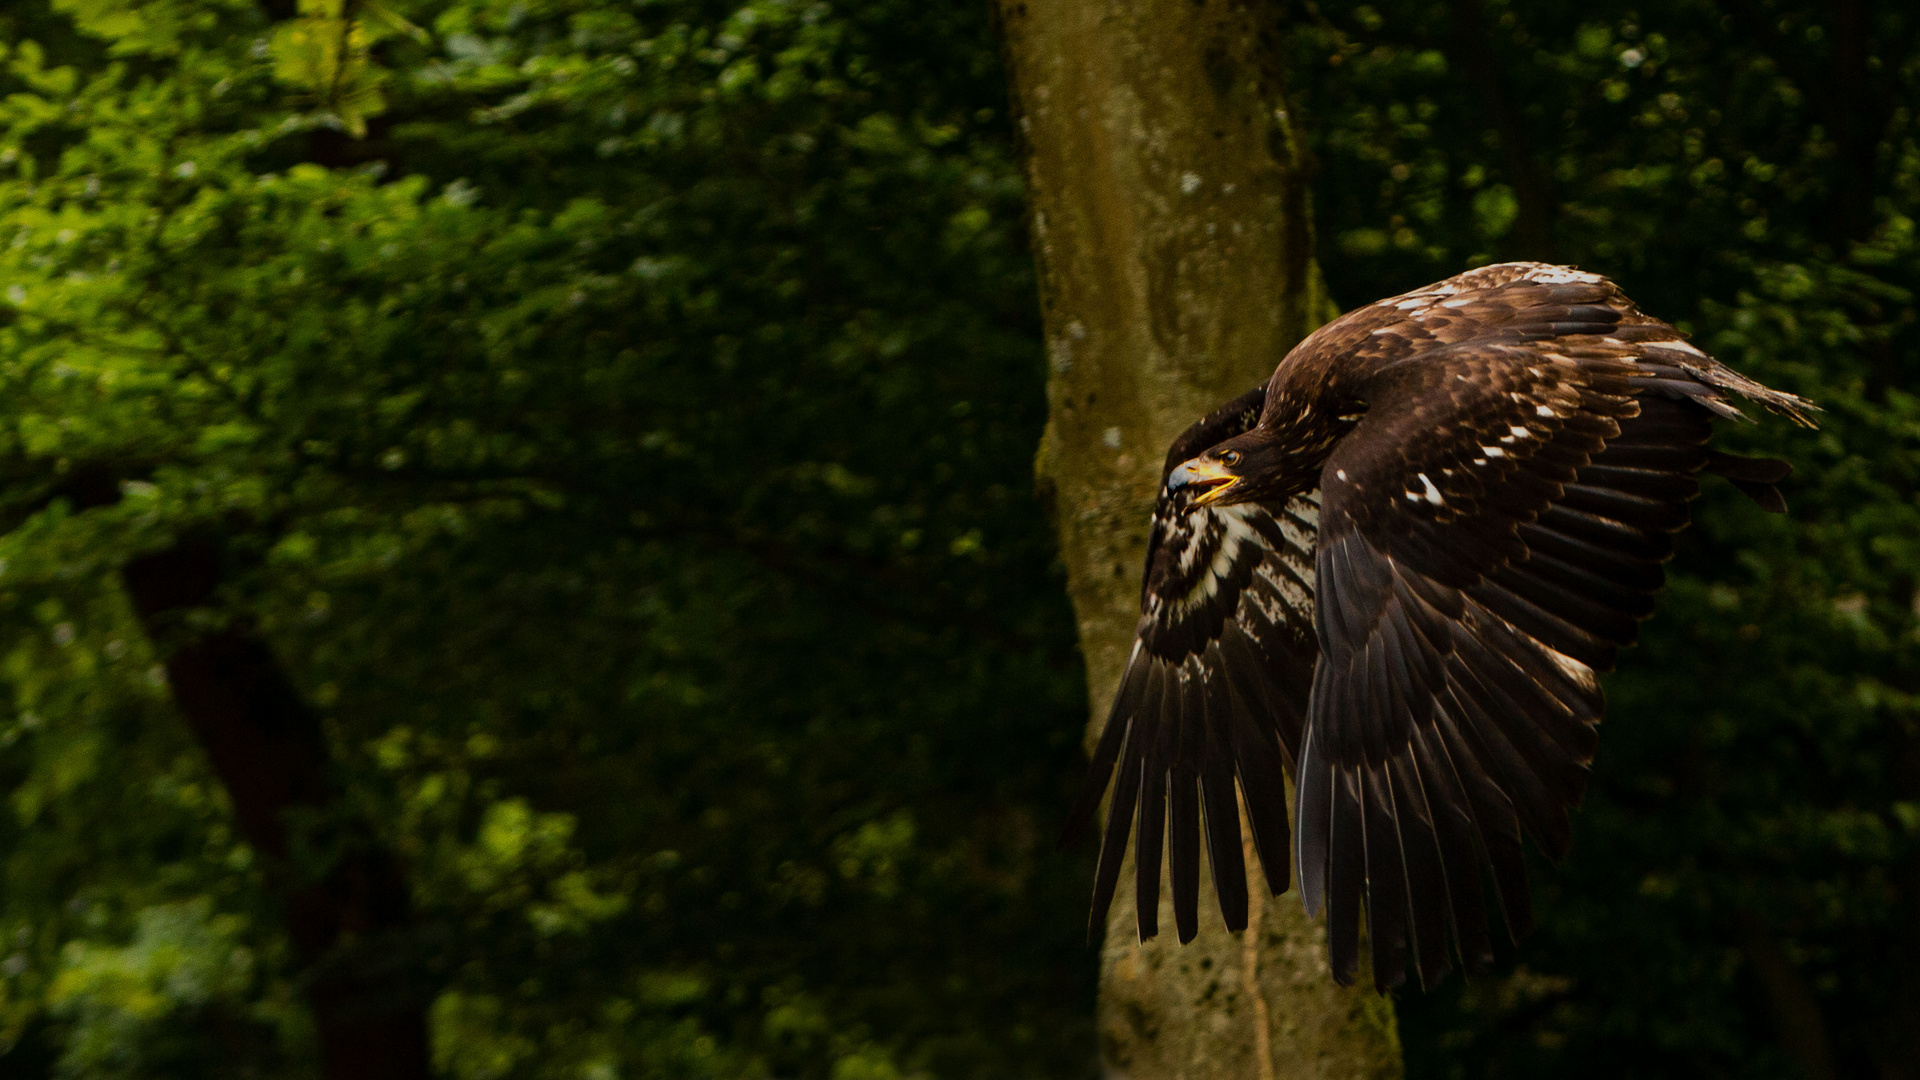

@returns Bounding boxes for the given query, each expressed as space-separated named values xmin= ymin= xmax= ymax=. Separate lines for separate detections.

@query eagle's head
xmin=1166 ymin=430 xmax=1293 ymax=508
xmin=1168 ymin=406 xmax=1355 ymax=508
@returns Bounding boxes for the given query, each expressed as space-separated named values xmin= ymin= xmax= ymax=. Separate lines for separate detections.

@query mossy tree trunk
xmin=996 ymin=2 xmax=1403 ymax=1076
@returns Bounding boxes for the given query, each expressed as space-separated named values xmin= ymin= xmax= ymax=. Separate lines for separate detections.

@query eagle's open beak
xmin=1168 ymin=456 xmax=1241 ymax=507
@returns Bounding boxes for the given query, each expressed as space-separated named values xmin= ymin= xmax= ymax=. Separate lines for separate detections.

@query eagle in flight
xmin=1063 ymin=262 xmax=1816 ymax=992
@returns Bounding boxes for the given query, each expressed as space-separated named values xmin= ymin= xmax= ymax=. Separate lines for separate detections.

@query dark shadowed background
xmin=0 ymin=1 xmax=1910 ymax=1077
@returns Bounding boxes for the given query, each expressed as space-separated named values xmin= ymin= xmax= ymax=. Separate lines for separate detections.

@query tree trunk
xmin=123 ymin=540 xmax=432 ymax=1080
xmin=995 ymin=2 xmax=1403 ymax=1077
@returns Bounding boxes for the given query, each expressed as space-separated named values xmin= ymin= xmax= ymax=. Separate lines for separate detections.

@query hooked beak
xmin=1167 ymin=456 xmax=1241 ymax=507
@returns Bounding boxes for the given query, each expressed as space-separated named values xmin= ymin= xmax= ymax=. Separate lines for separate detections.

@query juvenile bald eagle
xmin=1063 ymin=262 xmax=1815 ymax=991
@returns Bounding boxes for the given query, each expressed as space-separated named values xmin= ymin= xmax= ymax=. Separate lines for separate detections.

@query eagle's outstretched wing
xmin=1062 ymin=387 xmax=1321 ymax=943
xmin=1296 ymin=299 xmax=1812 ymax=990
xmin=1066 ymin=263 xmax=1812 ymax=989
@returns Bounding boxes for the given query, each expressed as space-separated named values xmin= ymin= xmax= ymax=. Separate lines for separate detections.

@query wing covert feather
xmin=1299 ymin=341 xmax=1749 ymax=989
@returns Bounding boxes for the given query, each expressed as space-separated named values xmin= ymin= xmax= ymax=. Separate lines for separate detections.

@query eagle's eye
xmin=1219 ymin=449 xmax=1243 ymax=467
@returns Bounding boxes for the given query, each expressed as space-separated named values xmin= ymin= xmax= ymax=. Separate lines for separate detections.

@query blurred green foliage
xmin=0 ymin=0 xmax=1091 ymax=1076
xmin=0 ymin=0 xmax=1912 ymax=1078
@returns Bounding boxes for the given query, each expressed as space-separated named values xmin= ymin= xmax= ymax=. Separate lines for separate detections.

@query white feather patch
xmin=1522 ymin=266 xmax=1602 ymax=285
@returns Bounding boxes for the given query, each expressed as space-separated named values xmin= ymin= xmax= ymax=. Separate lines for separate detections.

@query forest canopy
xmin=0 ymin=1 xmax=1908 ymax=1079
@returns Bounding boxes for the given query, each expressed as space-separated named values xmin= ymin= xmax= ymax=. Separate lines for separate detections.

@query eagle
xmin=1063 ymin=262 xmax=1816 ymax=992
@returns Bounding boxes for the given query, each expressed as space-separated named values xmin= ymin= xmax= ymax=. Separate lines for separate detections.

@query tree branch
xmin=122 ymin=538 xmax=431 ymax=1080
xmin=1447 ymin=0 xmax=1556 ymax=260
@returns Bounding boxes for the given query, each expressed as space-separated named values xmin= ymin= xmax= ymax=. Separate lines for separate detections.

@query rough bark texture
xmin=996 ymin=2 xmax=1402 ymax=1077
xmin=122 ymin=540 xmax=431 ymax=1080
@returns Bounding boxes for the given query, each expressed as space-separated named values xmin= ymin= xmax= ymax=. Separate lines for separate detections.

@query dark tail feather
xmin=1705 ymin=450 xmax=1791 ymax=513
xmin=1060 ymin=659 xmax=1152 ymax=848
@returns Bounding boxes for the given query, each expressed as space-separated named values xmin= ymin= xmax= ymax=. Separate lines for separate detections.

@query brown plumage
xmin=1062 ymin=262 xmax=1816 ymax=991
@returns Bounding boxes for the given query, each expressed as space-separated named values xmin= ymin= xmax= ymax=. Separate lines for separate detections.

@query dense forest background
xmin=0 ymin=0 xmax=1908 ymax=1078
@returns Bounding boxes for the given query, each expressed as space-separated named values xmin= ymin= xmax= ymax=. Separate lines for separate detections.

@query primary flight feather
xmin=1062 ymin=262 xmax=1815 ymax=991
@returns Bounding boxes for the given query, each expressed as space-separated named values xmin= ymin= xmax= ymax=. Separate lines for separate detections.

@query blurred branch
xmin=1735 ymin=909 xmax=1838 ymax=1080
xmin=0 ymin=450 xmax=1078 ymax=670
xmin=1447 ymin=0 xmax=1556 ymax=260
xmin=122 ymin=537 xmax=431 ymax=1080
